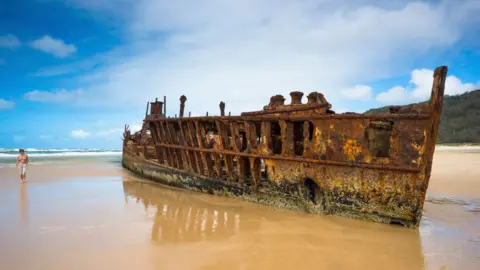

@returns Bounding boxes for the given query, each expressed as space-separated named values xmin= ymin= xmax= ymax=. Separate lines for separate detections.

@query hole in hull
xmin=271 ymin=121 xmax=282 ymax=154
xmin=304 ymin=178 xmax=321 ymax=205
xmin=293 ymin=121 xmax=304 ymax=156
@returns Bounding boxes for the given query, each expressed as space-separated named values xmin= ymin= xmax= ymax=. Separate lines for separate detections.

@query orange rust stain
xmin=265 ymin=160 xmax=280 ymax=182
xmin=362 ymin=151 xmax=373 ymax=163
xmin=389 ymin=131 xmax=399 ymax=158
xmin=313 ymin=127 xmax=326 ymax=155
xmin=376 ymin=157 xmax=392 ymax=165
xmin=411 ymin=129 xmax=427 ymax=166
xmin=343 ymin=139 xmax=362 ymax=161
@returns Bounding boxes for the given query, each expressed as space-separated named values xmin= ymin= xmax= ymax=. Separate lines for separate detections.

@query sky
xmin=1 ymin=0 xmax=480 ymax=149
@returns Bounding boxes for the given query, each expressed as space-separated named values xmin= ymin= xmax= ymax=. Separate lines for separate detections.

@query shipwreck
xmin=122 ymin=66 xmax=448 ymax=227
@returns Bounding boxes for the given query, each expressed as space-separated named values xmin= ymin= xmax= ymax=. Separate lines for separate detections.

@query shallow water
xmin=0 ymin=153 xmax=479 ymax=270
xmin=0 ymin=148 xmax=121 ymax=168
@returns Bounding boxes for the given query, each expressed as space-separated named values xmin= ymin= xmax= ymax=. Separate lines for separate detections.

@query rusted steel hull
xmin=122 ymin=66 xmax=448 ymax=227
xmin=123 ymin=149 xmax=417 ymax=226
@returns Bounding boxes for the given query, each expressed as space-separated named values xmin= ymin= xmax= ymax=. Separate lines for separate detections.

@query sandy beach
xmin=429 ymin=148 xmax=480 ymax=198
xmin=0 ymin=149 xmax=479 ymax=270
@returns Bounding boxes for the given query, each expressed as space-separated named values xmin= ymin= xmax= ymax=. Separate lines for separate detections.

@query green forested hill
xmin=364 ymin=90 xmax=480 ymax=144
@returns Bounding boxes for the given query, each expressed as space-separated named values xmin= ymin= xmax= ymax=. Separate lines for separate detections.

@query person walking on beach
xmin=16 ymin=149 xmax=29 ymax=183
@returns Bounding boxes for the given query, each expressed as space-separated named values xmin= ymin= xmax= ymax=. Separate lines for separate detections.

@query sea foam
xmin=0 ymin=148 xmax=121 ymax=158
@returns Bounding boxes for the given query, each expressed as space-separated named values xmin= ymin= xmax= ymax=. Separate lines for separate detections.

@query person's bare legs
xmin=20 ymin=170 xmax=26 ymax=183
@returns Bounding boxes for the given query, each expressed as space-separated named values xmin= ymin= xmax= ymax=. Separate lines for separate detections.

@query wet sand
xmin=0 ymin=150 xmax=479 ymax=270
xmin=428 ymin=149 xmax=480 ymax=198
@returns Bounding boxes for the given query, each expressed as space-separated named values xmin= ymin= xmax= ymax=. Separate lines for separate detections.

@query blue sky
xmin=1 ymin=0 xmax=479 ymax=149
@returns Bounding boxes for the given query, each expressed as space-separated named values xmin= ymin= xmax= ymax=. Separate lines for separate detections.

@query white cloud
xmin=410 ymin=69 xmax=478 ymax=100
xmin=376 ymin=68 xmax=478 ymax=104
xmin=32 ymin=0 xmax=480 ymax=114
xmin=23 ymin=89 xmax=84 ymax=103
xmin=68 ymin=122 xmax=141 ymax=140
xmin=0 ymin=34 xmax=21 ymax=49
xmin=341 ymin=85 xmax=372 ymax=101
xmin=13 ymin=135 xmax=25 ymax=143
xmin=129 ymin=124 xmax=142 ymax=133
xmin=376 ymin=86 xmax=409 ymax=105
xmin=71 ymin=129 xmax=90 ymax=139
xmin=96 ymin=123 xmax=142 ymax=138
xmin=30 ymin=35 xmax=77 ymax=58
xmin=0 ymin=99 xmax=15 ymax=109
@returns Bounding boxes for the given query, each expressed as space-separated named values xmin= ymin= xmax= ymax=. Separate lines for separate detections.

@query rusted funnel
xmin=290 ymin=91 xmax=303 ymax=105
xmin=179 ymin=95 xmax=187 ymax=117
xmin=219 ymin=101 xmax=225 ymax=116
xmin=307 ymin=92 xmax=318 ymax=104
xmin=271 ymin=95 xmax=285 ymax=106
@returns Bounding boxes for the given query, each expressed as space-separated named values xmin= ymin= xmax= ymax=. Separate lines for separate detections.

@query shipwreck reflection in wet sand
xmin=123 ymin=180 xmax=243 ymax=244
xmin=122 ymin=179 xmax=426 ymax=270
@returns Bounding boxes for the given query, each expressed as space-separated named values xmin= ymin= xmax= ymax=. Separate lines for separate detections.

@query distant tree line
xmin=364 ymin=90 xmax=480 ymax=144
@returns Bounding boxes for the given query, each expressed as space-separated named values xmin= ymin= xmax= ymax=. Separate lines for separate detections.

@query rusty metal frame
xmin=153 ymin=143 xmax=421 ymax=173
xmin=122 ymin=66 xmax=448 ymax=227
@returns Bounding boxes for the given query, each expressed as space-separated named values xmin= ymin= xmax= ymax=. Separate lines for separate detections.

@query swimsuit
xmin=18 ymin=155 xmax=28 ymax=176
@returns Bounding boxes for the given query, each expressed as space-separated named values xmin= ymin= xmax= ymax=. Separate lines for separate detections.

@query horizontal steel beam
xmin=153 ymin=143 xmax=421 ymax=173
xmin=241 ymin=103 xmax=329 ymax=116
xmin=145 ymin=113 xmax=431 ymax=123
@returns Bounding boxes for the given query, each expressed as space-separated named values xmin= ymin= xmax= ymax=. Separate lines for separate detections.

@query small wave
xmin=0 ymin=159 xmax=104 ymax=167
xmin=0 ymin=151 xmax=122 ymax=158
xmin=426 ymin=195 xmax=480 ymax=216
xmin=0 ymin=163 xmax=16 ymax=168
xmin=24 ymin=148 xmax=72 ymax=152
xmin=436 ymin=145 xmax=480 ymax=152
xmin=425 ymin=195 xmax=470 ymax=205
xmin=0 ymin=148 xmax=120 ymax=153
xmin=464 ymin=204 xmax=480 ymax=213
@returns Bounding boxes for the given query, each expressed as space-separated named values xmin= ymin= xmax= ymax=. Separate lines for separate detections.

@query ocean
xmin=0 ymin=148 xmax=122 ymax=168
